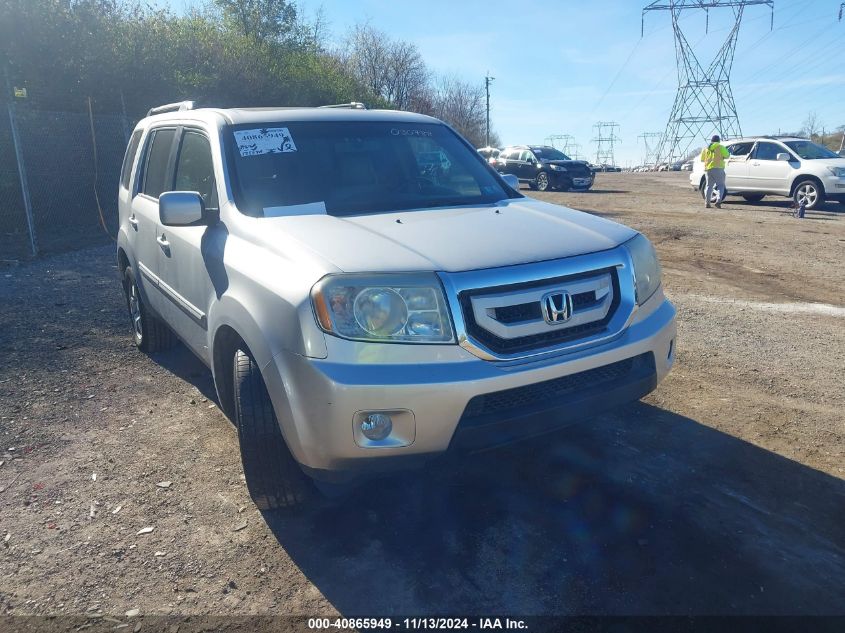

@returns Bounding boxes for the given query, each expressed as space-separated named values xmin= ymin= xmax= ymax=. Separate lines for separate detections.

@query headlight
xmin=826 ymin=166 xmax=845 ymax=178
xmin=549 ymin=164 xmax=566 ymax=171
xmin=311 ymin=273 xmax=455 ymax=343
xmin=624 ymin=234 xmax=662 ymax=305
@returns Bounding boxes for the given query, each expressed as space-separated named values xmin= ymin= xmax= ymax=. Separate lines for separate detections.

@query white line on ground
xmin=684 ymin=295 xmax=845 ymax=318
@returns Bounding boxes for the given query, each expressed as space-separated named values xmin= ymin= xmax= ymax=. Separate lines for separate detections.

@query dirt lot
xmin=1 ymin=172 xmax=844 ymax=618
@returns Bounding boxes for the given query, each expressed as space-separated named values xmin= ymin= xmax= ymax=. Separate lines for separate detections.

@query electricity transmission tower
xmin=642 ymin=0 xmax=774 ymax=164
xmin=570 ymin=144 xmax=584 ymax=160
xmin=592 ymin=122 xmax=620 ymax=166
xmin=544 ymin=134 xmax=574 ymax=152
xmin=638 ymin=132 xmax=662 ymax=166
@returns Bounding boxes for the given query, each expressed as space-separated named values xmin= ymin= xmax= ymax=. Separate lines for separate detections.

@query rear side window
xmin=120 ymin=130 xmax=143 ymax=190
xmin=174 ymin=131 xmax=218 ymax=210
xmin=142 ymin=128 xmax=177 ymax=198
xmin=727 ymin=142 xmax=753 ymax=156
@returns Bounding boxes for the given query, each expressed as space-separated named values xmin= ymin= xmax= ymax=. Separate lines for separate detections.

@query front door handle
xmin=156 ymin=235 xmax=170 ymax=251
xmin=128 ymin=214 xmax=139 ymax=229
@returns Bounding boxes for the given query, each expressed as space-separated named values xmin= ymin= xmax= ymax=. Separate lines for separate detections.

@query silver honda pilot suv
xmin=117 ymin=101 xmax=676 ymax=508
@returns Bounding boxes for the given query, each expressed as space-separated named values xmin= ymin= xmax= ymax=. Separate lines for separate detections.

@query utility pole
xmin=484 ymin=74 xmax=495 ymax=147
xmin=642 ymin=0 xmax=774 ymax=164
xmin=592 ymin=122 xmax=620 ymax=167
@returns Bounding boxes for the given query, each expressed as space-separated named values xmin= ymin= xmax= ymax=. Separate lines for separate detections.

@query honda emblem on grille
xmin=541 ymin=291 xmax=573 ymax=325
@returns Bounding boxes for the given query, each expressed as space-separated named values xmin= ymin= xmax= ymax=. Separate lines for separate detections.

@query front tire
xmin=122 ymin=267 xmax=175 ymax=353
xmin=793 ymin=179 xmax=824 ymax=210
xmin=535 ymin=171 xmax=550 ymax=192
xmin=233 ymin=347 xmax=313 ymax=510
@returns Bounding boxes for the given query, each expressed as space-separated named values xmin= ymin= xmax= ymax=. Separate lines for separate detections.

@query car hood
xmin=244 ymin=197 xmax=637 ymax=273
xmin=799 ymin=157 xmax=845 ymax=168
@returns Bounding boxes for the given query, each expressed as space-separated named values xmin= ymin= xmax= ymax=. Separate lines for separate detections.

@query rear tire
xmin=233 ymin=347 xmax=313 ymax=510
xmin=793 ymin=179 xmax=824 ymax=210
xmin=122 ymin=267 xmax=175 ymax=353
xmin=742 ymin=194 xmax=765 ymax=203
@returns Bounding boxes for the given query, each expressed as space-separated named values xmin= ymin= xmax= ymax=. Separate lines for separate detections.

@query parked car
xmin=117 ymin=101 xmax=676 ymax=509
xmin=680 ymin=161 xmax=693 ymax=171
xmin=497 ymin=145 xmax=595 ymax=191
xmin=477 ymin=146 xmax=500 ymax=165
xmin=691 ymin=136 xmax=845 ymax=209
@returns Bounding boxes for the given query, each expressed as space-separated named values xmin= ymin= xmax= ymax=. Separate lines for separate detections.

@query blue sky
xmin=164 ymin=0 xmax=845 ymax=165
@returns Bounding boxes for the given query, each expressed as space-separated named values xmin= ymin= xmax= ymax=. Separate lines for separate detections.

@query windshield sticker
xmin=390 ymin=128 xmax=432 ymax=137
xmin=263 ymin=201 xmax=327 ymax=217
xmin=234 ymin=128 xmax=297 ymax=157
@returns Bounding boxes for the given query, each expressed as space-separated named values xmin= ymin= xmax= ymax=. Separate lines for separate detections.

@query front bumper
xmin=262 ymin=294 xmax=676 ymax=482
xmin=552 ymin=171 xmax=593 ymax=189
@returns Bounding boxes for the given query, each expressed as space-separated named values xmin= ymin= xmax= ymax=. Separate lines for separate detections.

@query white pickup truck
xmin=117 ymin=101 xmax=676 ymax=509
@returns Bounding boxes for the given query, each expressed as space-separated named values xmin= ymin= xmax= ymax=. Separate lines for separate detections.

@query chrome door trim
xmin=137 ymin=261 xmax=207 ymax=329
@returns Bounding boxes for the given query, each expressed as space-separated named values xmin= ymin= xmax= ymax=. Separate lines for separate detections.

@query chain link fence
xmin=0 ymin=104 xmax=131 ymax=260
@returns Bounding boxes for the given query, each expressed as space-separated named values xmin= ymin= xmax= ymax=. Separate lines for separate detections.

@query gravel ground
xmin=0 ymin=172 xmax=843 ymax=618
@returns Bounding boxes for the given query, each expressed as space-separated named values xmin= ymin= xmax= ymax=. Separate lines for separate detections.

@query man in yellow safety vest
xmin=700 ymin=134 xmax=730 ymax=209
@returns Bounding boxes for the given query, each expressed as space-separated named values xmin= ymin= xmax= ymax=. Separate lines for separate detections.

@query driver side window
xmin=752 ymin=142 xmax=781 ymax=161
xmin=174 ymin=131 xmax=218 ymax=211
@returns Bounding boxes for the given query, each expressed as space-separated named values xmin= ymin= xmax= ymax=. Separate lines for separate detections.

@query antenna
xmin=642 ymin=0 xmax=774 ymax=164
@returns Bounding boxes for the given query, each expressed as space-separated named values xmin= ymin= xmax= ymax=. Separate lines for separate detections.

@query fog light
xmin=360 ymin=413 xmax=393 ymax=441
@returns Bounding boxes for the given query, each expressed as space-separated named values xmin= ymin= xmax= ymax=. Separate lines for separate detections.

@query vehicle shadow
xmin=150 ymin=343 xmax=220 ymax=405
xmin=263 ymin=402 xmax=845 ymax=616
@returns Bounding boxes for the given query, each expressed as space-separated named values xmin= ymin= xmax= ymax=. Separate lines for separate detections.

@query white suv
xmin=117 ymin=101 xmax=676 ymax=509
xmin=690 ymin=136 xmax=845 ymax=210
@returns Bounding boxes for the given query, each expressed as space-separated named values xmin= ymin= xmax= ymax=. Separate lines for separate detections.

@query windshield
xmin=532 ymin=147 xmax=572 ymax=161
xmin=228 ymin=121 xmax=515 ymax=217
xmin=784 ymin=140 xmax=840 ymax=160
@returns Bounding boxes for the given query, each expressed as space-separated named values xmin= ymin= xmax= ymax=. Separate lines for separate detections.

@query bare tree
xmin=801 ymin=111 xmax=820 ymax=140
xmin=432 ymin=75 xmax=487 ymax=147
xmin=344 ymin=24 xmax=429 ymax=110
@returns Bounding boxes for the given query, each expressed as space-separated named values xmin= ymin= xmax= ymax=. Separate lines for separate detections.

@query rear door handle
xmin=128 ymin=214 xmax=139 ymax=229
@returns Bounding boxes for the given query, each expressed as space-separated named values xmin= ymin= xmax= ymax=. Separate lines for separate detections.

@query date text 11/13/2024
xmin=307 ymin=618 xmax=528 ymax=630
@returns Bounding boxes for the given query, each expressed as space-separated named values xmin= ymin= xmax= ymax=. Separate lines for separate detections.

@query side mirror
xmin=502 ymin=173 xmax=519 ymax=190
xmin=776 ymin=153 xmax=791 ymax=162
xmin=159 ymin=191 xmax=207 ymax=226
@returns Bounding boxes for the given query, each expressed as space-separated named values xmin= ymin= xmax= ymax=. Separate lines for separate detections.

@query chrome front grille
xmin=458 ymin=268 xmax=619 ymax=355
xmin=438 ymin=248 xmax=638 ymax=362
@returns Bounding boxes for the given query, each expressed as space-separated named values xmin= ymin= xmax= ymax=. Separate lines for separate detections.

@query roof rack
xmin=318 ymin=102 xmax=366 ymax=110
xmin=146 ymin=101 xmax=196 ymax=117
